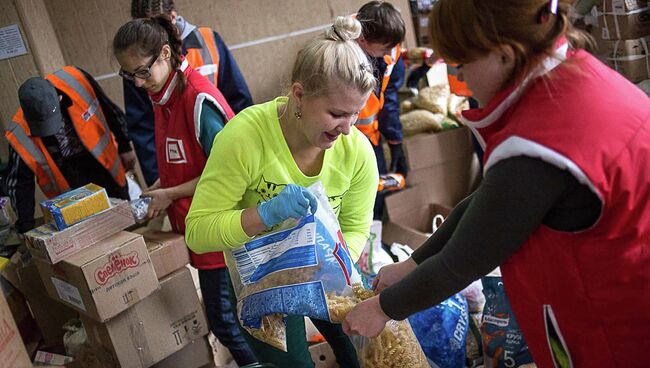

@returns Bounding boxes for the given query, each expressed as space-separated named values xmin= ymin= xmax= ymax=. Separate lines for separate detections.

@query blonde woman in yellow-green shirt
xmin=185 ymin=16 xmax=379 ymax=368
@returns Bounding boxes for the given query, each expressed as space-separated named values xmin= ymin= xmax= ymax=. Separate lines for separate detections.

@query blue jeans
xmin=199 ymin=268 xmax=257 ymax=366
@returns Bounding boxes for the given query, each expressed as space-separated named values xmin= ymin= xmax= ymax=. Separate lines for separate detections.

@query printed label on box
xmin=51 ymin=277 xmax=86 ymax=311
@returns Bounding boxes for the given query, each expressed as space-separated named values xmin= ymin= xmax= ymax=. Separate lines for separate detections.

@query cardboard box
xmin=35 ymin=231 xmax=159 ymax=322
xmin=83 ymin=267 xmax=209 ymax=368
xmin=416 ymin=13 xmax=432 ymax=47
xmin=383 ymin=186 xmax=452 ymax=249
xmin=41 ymin=183 xmax=111 ymax=230
xmin=0 ymin=276 xmax=40 ymax=347
xmin=598 ymin=35 xmax=650 ymax=57
xmin=0 ymin=287 xmax=32 ymax=368
xmin=604 ymin=53 xmax=650 ymax=82
xmin=141 ymin=230 xmax=191 ymax=280
xmin=595 ymin=5 xmax=650 ymax=40
xmin=19 ymin=261 xmax=78 ymax=346
xmin=151 ymin=337 xmax=214 ymax=368
xmin=598 ymin=0 xmax=647 ymax=13
xmin=598 ymin=36 xmax=650 ymax=82
xmin=309 ymin=342 xmax=338 ymax=368
xmin=403 ymin=127 xmax=479 ymax=206
xmin=26 ymin=199 xmax=135 ymax=264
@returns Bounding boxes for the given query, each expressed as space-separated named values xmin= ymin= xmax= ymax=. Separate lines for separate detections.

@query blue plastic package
xmin=409 ymin=293 xmax=469 ymax=368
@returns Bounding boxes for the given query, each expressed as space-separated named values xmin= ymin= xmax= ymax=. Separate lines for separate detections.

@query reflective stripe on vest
xmin=5 ymin=113 xmax=70 ymax=197
xmin=357 ymin=45 xmax=401 ymax=146
xmin=47 ymin=66 xmax=126 ymax=186
xmin=186 ymin=27 xmax=220 ymax=86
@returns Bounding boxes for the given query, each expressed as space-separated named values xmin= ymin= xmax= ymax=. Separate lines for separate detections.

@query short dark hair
xmin=357 ymin=1 xmax=405 ymax=47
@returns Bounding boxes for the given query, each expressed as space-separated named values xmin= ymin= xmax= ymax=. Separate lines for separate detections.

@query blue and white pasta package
xmin=226 ymin=182 xmax=362 ymax=351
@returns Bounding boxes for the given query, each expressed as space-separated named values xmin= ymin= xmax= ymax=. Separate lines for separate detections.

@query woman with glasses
xmin=112 ymin=15 xmax=258 ymax=366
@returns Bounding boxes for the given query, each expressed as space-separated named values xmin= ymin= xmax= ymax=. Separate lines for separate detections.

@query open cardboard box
xmin=383 ymin=186 xmax=453 ymax=250
xmin=402 ymin=127 xmax=479 ymax=206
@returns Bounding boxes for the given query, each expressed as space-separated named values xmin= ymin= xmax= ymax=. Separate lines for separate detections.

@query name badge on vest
xmin=82 ymin=99 xmax=99 ymax=121
xmin=166 ymin=137 xmax=187 ymax=164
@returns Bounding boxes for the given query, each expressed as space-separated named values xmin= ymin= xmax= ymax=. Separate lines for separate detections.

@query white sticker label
xmin=0 ymin=24 xmax=28 ymax=61
xmin=51 ymin=277 xmax=86 ymax=311
xmin=612 ymin=0 xmax=625 ymax=13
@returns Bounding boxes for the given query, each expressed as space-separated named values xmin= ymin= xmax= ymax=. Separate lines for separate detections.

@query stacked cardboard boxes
xmin=594 ymin=0 xmax=650 ymax=85
xmin=17 ymin=186 xmax=207 ymax=367
xmin=0 ymin=288 xmax=32 ymax=367
xmin=383 ymin=127 xmax=479 ymax=249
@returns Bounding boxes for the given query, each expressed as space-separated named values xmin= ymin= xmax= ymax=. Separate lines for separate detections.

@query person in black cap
xmin=5 ymin=67 xmax=134 ymax=234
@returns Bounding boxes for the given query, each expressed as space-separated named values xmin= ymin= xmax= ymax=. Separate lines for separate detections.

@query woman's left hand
xmin=342 ymin=295 xmax=390 ymax=338
xmin=142 ymin=188 xmax=173 ymax=218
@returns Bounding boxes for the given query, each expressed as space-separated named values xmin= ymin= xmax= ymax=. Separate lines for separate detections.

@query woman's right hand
xmin=372 ymin=257 xmax=418 ymax=293
xmin=257 ymin=184 xmax=318 ymax=228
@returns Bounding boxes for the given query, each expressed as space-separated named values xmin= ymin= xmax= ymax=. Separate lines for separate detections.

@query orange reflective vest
xmin=447 ymin=64 xmax=472 ymax=97
xmin=357 ymin=45 xmax=401 ymax=146
xmin=185 ymin=27 xmax=220 ymax=87
xmin=5 ymin=66 xmax=126 ymax=198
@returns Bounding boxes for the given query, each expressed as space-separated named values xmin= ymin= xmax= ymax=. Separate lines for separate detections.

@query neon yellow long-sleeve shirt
xmin=185 ymin=97 xmax=379 ymax=261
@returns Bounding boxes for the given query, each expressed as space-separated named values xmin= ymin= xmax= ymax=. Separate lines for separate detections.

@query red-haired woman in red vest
xmin=344 ymin=1 xmax=650 ymax=367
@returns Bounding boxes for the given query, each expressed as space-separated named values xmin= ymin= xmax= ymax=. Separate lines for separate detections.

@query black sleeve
xmin=380 ymin=156 xmax=574 ymax=320
xmin=78 ymin=68 xmax=132 ymax=153
xmin=7 ymin=147 xmax=36 ymax=233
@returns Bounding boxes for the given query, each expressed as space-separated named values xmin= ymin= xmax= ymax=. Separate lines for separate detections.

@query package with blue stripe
xmin=226 ymin=183 xmax=362 ymax=352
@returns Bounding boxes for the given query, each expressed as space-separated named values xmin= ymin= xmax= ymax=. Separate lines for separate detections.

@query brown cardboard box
xmin=402 ymin=128 xmax=478 ymax=206
xmin=83 ymin=267 xmax=209 ymax=368
xmin=19 ymin=261 xmax=78 ymax=346
xmin=598 ymin=35 xmax=650 ymax=56
xmin=151 ymin=337 xmax=214 ymax=368
xmin=598 ymin=0 xmax=647 ymax=13
xmin=309 ymin=342 xmax=338 ymax=368
xmin=595 ymin=1 xmax=650 ymax=40
xmin=25 ymin=200 xmax=135 ymax=264
xmin=416 ymin=13 xmax=432 ymax=47
xmin=0 ymin=276 xmax=40 ymax=347
xmin=0 ymin=288 xmax=32 ymax=368
xmin=598 ymin=36 xmax=650 ymax=82
xmin=141 ymin=230 xmax=191 ymax=280
xmin=383 ymin=186 xmax=452 ymax=249
xmin=35 ymin=231 xmax=159 ymax=322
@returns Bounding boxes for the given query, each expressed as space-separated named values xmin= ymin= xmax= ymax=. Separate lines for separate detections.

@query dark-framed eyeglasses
xmin=118 ymin=52 xmax=160 ymax=81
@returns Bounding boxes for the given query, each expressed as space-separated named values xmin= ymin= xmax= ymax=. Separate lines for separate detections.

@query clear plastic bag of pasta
xmin=225 ymin=182 xmax=363 ymax=351
xmin=334 ymin=286 xmax=429 ymax=368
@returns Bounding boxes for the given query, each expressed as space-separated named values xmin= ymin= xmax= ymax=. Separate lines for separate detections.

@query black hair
xmin=131 ymin=0 xmax=175 ymax=18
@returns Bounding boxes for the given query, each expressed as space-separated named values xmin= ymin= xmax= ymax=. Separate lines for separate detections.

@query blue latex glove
xmin=257 ymin=184 xmax=319 ymax=228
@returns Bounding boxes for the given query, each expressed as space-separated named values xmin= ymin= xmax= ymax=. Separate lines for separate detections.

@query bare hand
xmin=120 ymin=150 xmax=137 ymax=171
xmin=142 ymin=188 xmax=172 ymax=219
xmin=342 ymin=295 xmax=390 ymax=338
xmin=372 ymin=257 xmax=417 ymax=293
xmin=148 ymin=178 xmax=161 ymax=191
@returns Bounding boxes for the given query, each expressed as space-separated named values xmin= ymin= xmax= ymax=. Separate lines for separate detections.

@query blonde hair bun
xmin=327 ymin=16 xmax=362 ymax=42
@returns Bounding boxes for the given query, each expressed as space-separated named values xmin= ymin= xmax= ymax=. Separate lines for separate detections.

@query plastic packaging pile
xmin=400 ymin=84 xmax=468 ymax=136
